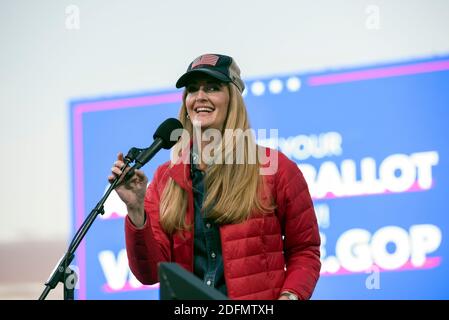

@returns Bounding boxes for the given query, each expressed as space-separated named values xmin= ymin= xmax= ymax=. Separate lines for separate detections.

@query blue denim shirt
xmin=191 ymin=160 xmax=227 ymax=296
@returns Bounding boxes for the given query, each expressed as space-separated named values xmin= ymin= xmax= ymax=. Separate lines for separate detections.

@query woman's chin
xmin=192 ymin=117 xmax=214 ymax=129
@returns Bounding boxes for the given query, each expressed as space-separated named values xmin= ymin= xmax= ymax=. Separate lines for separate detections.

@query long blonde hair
xmin=159 ymin=84 xmax=275 ymax=234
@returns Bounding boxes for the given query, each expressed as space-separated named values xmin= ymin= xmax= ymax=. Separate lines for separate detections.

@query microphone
xmin=121 ymin=118 xmax=183 ymax=183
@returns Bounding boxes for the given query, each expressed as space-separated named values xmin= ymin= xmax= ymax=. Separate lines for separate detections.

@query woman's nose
xmin=195 ymin=87 xmax=208 ymax=100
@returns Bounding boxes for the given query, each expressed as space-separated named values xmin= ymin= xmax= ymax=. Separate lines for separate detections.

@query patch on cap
xmin=191 ymin=54 xmax=219 ymax=68
xmin=176 ymin=53 xmax=245 ymax=93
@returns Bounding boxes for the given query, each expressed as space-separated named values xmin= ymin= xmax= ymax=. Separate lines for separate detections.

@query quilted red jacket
xmin=125 ymin=148 xmax=321 ymax=300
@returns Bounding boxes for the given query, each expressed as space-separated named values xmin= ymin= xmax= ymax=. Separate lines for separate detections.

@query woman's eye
xmin=206 ymin=84 xmax=220 ymax=92
xmin=186 ymin=86 xmax=198 ymax=93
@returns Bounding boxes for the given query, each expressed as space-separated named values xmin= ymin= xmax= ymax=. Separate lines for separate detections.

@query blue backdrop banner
xmin=70 ymin=55 xmax=449 ymax=299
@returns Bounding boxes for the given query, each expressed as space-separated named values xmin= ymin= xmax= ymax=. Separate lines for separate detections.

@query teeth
xmin=195 ymin=107 xmax=214 ymax=113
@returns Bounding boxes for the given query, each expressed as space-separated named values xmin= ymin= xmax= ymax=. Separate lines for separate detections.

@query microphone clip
xmin=124 ymin=147 xmax=145 ymax=164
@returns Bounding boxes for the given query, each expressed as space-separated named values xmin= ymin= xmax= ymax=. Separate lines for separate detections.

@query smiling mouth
xmin=194 ymin=106 xmax=215 ymax=113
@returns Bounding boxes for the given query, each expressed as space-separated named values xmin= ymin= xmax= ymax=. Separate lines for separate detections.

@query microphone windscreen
xmin=153 ymin=118 xmax=183 ymax=149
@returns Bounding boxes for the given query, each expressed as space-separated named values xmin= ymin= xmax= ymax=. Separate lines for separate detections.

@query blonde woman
xmin=109 ymin=54 xmax=321 ymax=300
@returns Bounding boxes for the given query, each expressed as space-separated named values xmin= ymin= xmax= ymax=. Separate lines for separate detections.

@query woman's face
xmin=185 ymin=75 xmax=230 ymax=131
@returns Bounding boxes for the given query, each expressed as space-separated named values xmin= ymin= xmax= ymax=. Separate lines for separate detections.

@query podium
xmin=158 ymin=262 xmax=228 ymax=300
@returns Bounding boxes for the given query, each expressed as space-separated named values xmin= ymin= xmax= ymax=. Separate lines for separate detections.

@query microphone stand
xmin=38 ymin=148 xmax=142 ymax=300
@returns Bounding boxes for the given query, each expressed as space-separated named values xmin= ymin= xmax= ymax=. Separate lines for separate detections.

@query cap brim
xmin=176 ymin=69 xmax=231 ymax=88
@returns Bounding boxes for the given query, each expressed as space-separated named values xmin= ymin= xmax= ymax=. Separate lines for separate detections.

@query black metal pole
xmin=39 ymin=153 xmax=135 ymax=300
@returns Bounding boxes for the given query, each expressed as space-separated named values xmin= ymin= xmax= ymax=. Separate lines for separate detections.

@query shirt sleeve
xmin=124 ymin=165 xmax=172 ymax=284
xmin=275 ymin=152 xmax=321 ymax=300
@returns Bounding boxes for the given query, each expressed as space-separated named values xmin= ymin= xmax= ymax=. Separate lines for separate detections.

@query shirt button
xmin=205 ymin=223 xmax=211 ymax=228
xmin=211 ymin=252 xmax=216 ymax=259
xmin=206 ymin=280 xmax=212 ymax=286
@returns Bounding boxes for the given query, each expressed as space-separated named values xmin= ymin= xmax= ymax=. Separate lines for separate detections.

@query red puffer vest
xmin=125 ymin=148 xmax=321 ymax=300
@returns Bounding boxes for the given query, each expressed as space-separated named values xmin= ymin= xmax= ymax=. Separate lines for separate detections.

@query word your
xmin=258 ymin=131 xmax=342 ymax=161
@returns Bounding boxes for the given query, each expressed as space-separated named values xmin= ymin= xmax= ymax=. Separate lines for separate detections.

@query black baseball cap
xmin=176 ymin=54 xmax=245 ymax=93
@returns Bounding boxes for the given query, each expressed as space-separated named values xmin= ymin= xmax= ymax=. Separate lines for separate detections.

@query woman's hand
xmin=108 ymin=152 xmax=148 ymax=228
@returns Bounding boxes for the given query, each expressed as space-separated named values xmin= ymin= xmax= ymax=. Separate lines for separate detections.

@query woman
xmin=109 ymin=54 xmax=321 ymax=300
